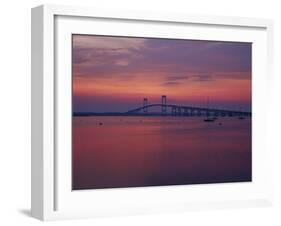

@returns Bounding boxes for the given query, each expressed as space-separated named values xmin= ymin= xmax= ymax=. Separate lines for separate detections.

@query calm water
xmin=72 ymin=116 xmax=251 ymax=190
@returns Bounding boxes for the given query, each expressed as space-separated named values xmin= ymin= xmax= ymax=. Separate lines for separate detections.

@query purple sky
xmin=73 ymin=35 xmax=252 ymax=112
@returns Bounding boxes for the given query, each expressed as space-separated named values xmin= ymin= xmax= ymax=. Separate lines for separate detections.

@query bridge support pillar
xmin=177 ymin=107 xmax=181 ymax=116
xmin=172 ymin=106 xmax=176 ymax=115
xmin=190 ymin=109 xmax=194 ymax=116
xmin=161 ymin=95 xmax=167 ymax=115
xmin=143 ymin=98 xmax=148 ymax=113
xmin=184 ymin=108 xmax=188 ymax=116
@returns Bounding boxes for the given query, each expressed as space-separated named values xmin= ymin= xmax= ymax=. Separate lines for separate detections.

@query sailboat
xmin=204 ymin=97 xmax=215 ymax=122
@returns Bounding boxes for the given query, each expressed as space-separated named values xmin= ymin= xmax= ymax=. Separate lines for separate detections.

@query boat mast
xmin=207 ymin=96 xmax=209 ymax=117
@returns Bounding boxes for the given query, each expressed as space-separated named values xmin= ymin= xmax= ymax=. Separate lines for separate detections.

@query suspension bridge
xmin=74 ymin=95 xmax=252 ymax=117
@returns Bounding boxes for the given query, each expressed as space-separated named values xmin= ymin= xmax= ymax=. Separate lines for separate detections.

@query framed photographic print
xmin=31 ymin=4 xmax=274 ymax=221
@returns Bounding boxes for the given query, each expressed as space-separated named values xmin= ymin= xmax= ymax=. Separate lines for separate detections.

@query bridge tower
xmin=161 ymin=95 xmax=167 ymax=115
xmin=143 ymin=98 xmax=148 ymax=113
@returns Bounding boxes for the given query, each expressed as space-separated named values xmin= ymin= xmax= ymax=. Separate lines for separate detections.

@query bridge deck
xmin=126 ymin=104 xmax=251 ymax=115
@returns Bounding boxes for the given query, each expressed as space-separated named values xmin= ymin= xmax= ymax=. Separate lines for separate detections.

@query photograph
xmin=72 ymin=34 xmax=252 ymax=190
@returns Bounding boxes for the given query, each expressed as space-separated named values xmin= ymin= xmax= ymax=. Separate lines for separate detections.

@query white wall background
xmin=0 ymin=0 xmax=280 ymax=225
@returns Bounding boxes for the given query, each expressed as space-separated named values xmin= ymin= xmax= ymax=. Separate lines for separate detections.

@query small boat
xmin=238 ymin=107 xmax=245 ymax=120
xmin=203 ymin=97 xmax=215 ymax=122
xmin=204 ymin=118 xmax=215 ymax=122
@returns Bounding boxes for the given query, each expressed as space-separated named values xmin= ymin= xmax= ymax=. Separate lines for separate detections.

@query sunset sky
xmin=72 ymin=35 xmax=252 ymax=113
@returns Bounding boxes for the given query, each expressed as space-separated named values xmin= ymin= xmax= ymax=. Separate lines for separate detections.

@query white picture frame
xmin=31 ymin=4 xmax=274 ymax=221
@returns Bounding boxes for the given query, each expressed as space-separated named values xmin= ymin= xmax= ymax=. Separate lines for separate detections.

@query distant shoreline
xmin=73 ymin=112 xmax=252 ymax=117
xmin=73 ymin=112 xmax=182 ymax=117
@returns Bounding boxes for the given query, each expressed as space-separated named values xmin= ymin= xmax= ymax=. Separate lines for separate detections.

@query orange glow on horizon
xmin=73 ymin=72 xmax=251 ymax=104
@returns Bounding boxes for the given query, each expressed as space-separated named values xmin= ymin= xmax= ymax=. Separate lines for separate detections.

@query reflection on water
xmin=72 ymin=116 xmax=251 ymax=190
